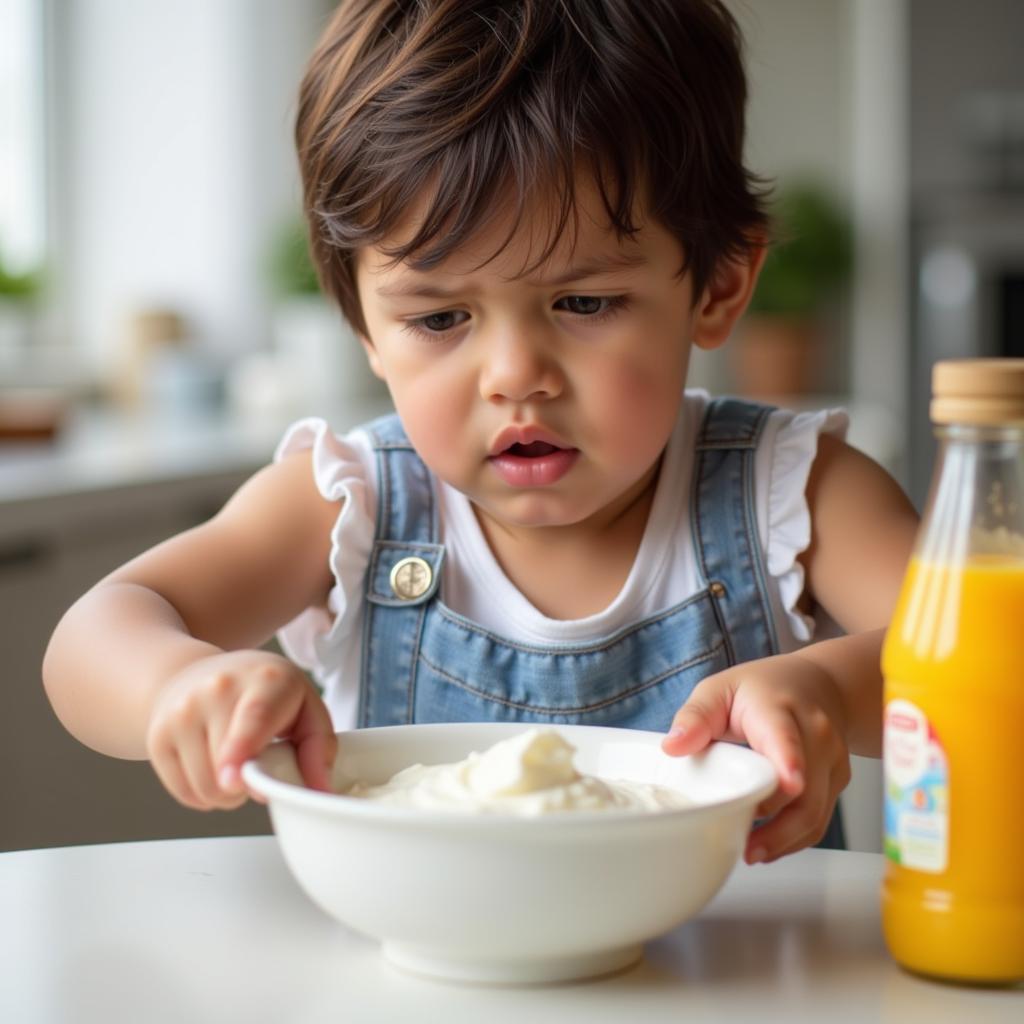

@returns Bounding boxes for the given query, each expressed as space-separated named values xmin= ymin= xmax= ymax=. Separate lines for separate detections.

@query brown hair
xmin=296 ymin=0 xmax=769 ymax=336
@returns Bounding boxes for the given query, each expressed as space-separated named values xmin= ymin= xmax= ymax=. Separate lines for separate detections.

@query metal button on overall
xmin=390 ymin=556 xmax=433 ymax=600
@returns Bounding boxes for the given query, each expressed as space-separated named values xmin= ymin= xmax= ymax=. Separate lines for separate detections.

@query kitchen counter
xmin=0 ymin=838 xmax=1018 ymax=1022
xmin=0 ymin=398 xmax=394 ymax=506
xmin=0 ymin=392 xmax=903 ymax=508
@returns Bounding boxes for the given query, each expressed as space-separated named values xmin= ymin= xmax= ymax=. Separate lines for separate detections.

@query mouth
xmin=487 ymin=432 xmax=579 ymax=488
xmin=504 ymin=441 xmax=562 ymax=458
xmin=487 ymin=424 xmax=574 ymax=458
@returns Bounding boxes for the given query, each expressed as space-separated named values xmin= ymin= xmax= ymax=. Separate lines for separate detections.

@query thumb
xmin=661 ymin=675 xmax=736 ymax=757
xmin=288 ymin=691 xmax=338 ymax=793
xmin=217 ymin=685 xmax=334 ymax=795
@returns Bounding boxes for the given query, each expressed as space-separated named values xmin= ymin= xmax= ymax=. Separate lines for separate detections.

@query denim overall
xmin=357 ymin=398 xmax=844 ymax=848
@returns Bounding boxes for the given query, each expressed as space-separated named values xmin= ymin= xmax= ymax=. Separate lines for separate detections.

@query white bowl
xmin=243 ymin=722 xmax=776 ymax=984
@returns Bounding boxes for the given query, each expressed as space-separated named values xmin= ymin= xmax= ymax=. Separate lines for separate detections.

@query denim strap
xmin=359 ymin=413 xmax=443 ymax=727
xmin=690 ymin=397 xmax=846 ymax=849
xmin=690 ymin=397 xmax=780 ymax=663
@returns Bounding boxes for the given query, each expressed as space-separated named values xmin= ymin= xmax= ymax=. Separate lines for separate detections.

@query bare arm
xmin=664 ymin=432 xmax=919 ymax=861
xmin=794 ymin=433 xmax=920 ymax=756
xmin=42 ymin=450 xmax=340 ymax=762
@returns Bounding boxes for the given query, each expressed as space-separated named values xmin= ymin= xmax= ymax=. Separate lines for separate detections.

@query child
xmin=42 ymin=0 xmax=919 ymax=864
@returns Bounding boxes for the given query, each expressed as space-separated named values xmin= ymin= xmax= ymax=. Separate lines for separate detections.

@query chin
xmin=481 ymin=493 xmax=595 ymax=530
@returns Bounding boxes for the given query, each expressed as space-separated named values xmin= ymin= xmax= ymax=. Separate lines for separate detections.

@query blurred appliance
xmin=907 ymin=0 xmax=1024 ymax=502
xmin=910 ymin=200 xmax=1024 ymax=501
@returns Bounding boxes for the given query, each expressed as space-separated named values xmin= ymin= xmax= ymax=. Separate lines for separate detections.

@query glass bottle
xmin=881 ymin=358 xmax=1024 ymax=983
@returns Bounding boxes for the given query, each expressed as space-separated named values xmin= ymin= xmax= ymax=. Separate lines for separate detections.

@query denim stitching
xmin=381 ymin=449 xmax=394 ymax=541
xmin=417 ymin=641 xmax=725 ymax=714
xmin=358 ymin=441 xmax=389 ymax=727
xmin=405 ymin=452 xmax=438 ymax=724
xmin=740 ymin=424 xmax=781 ymax=655
xmin=692 ymin=445 xmax=736 ymax=665
xmin=406 ymin=603 xmax=428 ymax=724
xmin=358 ymin=593 xmax=375 ymax=728
xmin=734 ymin=405 xmax=777 ymax=656
xmin=431 ymin=589 xmax=714 ymax=656
xmin=695 ymin=438 xmax=757 ymax=450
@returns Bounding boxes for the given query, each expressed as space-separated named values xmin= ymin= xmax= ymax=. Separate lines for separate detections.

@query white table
xmin=1 ymin=838 xmax=1019 ymax=1023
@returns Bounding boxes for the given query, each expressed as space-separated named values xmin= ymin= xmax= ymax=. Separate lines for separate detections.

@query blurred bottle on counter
xmin=115 ymin=307 xmax=221 ymax=414
xmin=881 ymin=359 xmax=1024 ymax=984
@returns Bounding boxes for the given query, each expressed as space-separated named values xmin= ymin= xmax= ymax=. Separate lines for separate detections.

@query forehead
xmin=357 ymin=170 xmax=662 ymax=285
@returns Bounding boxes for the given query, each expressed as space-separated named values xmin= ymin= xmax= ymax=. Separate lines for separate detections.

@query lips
xmin=507 ymin=441 xmax=559 ymax=458
xmin=487 ymin=425 xmax=579 ymax=487
xmin=488 ymin=424 xmax=572 ymax=457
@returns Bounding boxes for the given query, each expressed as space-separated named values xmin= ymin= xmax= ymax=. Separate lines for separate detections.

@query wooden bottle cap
xmin=931 ymin=359 xmax=1024 ymax=425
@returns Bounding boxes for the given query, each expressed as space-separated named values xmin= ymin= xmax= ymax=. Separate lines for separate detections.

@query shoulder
xmin=100 ymin=444 xmax=348 ymax=649
xmin=214 ymin=448 xmax=342 ymax=555
xmin=210 ymin=414 xmax=381 ymax=549
xmin=804 ymin=432 xmax=914 ymax=523
xmin=800 ymin=432 xmax=920 ymax=631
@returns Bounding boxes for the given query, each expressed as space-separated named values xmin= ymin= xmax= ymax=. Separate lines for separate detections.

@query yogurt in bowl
xmin=344 ymin=727 xmax=694 ymax=814
xmin=243 ymin=722 xmax=776 ymax=984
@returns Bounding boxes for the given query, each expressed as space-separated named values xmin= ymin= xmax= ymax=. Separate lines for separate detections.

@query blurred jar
xmin=116 ymin=308 xmax=220 ymax=414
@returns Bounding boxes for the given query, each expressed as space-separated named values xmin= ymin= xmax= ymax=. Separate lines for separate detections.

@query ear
xmin=358 ymin=333 xmax=386 ymax=379
xmin=692 ymin=240 xmax=768 ymax=351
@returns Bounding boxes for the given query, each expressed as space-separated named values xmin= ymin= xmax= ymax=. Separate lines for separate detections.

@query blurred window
xmin=0 ymin=0 xmax=46 ymax=274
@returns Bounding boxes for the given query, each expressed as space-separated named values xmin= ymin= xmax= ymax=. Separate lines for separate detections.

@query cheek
xmin=590 ymin=348 xmax=689 ymax=443
xmin=386 ymin=373 xmax=471 ymax=479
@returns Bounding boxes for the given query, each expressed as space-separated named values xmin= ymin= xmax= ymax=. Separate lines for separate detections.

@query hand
xmin=146 ymin=650 xmax=337 ymax=811
xmin=661 ymin=653 xmax=851 ymax=864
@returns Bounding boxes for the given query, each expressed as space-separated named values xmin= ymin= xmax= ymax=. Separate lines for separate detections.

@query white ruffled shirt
xmin=276 ymin=390 xmax=848 ymax=731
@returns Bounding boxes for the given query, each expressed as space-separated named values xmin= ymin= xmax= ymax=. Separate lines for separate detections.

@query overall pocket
xmin=412 ymin=594 xmax=729 ymax=731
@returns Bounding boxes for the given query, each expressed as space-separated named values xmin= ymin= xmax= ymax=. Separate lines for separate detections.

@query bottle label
xmin=883 ymin=698 xmax=949 ymax=872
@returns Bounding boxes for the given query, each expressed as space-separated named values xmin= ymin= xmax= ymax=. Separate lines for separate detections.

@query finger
xmin=204 ymin=760 xmax=251 ymax=808
xmin=151 ymin=746 xmax=206 ymax=812
xmin=661 ymin=676 xmax=736 ymax=757
xmin=755 ymin=784 xmax=797 ymax=820
xmin=148 ymin=724 xmax=206 ymax=810
xmin=736 ymin=705 xmax=806 ymax=798
xmin=769 ymin=759 xmax=850 ymax=862
xmin=748 ymin=795 xmax=837 ymax=864
xmin=745 ymin=772 xmax=832 ymax=863
xmin=178 ymin=726 xmax=246 ymax=810
xmin=217 ymin=686 xmax=303 ymax=784
xmin=205 ymin=690 xmax=248 ymax=799
xmin=290 ymin=692 xmax=338 ymax=792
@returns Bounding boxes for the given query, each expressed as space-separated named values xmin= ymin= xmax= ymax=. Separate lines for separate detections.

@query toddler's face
xmin=355 ymin=176 xmax=727 ymax=534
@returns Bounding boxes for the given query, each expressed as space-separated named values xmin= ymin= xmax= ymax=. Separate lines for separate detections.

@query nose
xmin=478 ymin=328 xmax=564 ymax=404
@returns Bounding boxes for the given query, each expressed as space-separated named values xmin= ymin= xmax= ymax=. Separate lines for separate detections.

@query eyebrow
xmin=374 ymin=252 xmax=648 ymax=299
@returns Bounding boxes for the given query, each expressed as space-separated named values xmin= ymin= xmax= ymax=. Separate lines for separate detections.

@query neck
xmin=476 ymin=454 xmax=663 ymax=553
xmin=471 ymin=456 xmax=664 ymax=619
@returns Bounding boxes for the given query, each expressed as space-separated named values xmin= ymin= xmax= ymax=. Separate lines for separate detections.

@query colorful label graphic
xmin=883 ymin=698 xmax=949 ymax=872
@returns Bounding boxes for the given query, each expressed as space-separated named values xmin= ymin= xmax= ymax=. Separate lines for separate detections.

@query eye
xmin=561 ymin=295 xmax=603 ymax=315
xmin=402 ymin=309 xmax=469 ymax=339
xmin=555 ymin=295 xmax=630 ymax=319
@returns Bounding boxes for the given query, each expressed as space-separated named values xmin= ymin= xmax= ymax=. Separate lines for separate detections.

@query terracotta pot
xmin=729 ymin=315 xmax=824 ymax=399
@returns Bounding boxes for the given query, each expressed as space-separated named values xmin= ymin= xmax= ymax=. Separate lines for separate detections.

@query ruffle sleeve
xmin=273 ymin=417 xmax=376 ymax=673
xmin=763 ymin=406 xmax=849 ymax=643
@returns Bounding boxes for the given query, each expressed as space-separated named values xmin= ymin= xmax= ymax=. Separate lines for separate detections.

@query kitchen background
xmin=1 ymin=0 xmax=1021 ymax=852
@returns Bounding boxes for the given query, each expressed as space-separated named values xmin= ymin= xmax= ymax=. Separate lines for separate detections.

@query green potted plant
xmin=255 ymin=216 xmax=386 ymax=416
xmin=0 ymin=243 xmax=44 ymax=352
xmin=269 ymin=218 xmax=322 ymax=298
xmin=732 ymin=182 xmax=852 ymax=398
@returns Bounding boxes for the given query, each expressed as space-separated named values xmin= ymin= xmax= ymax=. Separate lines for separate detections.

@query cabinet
xmin=0 ymin=471 xmax=272 ymax=850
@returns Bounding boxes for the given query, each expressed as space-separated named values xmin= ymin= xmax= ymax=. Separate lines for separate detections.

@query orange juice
xmin=882 ymin=555 xmax=1024 ymax=983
